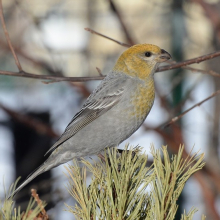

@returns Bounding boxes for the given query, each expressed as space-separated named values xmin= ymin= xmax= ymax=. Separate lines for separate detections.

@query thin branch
xmin=0 ymin=48 xmax=220 ymax=82
xmin=164 ymin=89 xmax=220 ymax=127
xmin=96 ymin=67 xmax=104 ymax=76
xmin=157 ymin=50 xmax=220 ymax=72
xmin=166 ymin=60 xmax=220 ymax=77
xmin=85 ymin=28 xmax=220 ymax=73
xmin=0 ymin=38 xmax=63 ymax=76
xmin=85 ymin=28 xmax=220 ymax=74
xmin=184 ymin=66 xmax=220 ymax=77
xmin=0 ymin=102 xmax=58 ymax=138
xmin=108 ymin=0 xmax=135 ymax=45
xmin=0 ymin=70 xmax=104 ymax=82
xmin=31 ymin=189 xmax=49 ymax=220
xmin=84 ymin=28 xmax=130 ymax=47
xmin=0 ymin=26 xmax=220 ymax=82
xmin=0 ymin=0 xmax=22 ymax=71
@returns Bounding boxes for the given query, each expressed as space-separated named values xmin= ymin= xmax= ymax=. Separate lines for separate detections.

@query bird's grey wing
xmin=45 ymin=74 xmax=130 ymax=156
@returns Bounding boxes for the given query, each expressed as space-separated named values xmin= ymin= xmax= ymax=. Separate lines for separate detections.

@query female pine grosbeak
xmin=10 ymin=44 xmax=171 ymax=197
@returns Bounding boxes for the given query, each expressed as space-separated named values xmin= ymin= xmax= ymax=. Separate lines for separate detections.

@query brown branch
xmin=0 ymin=0 xmax=22 ymax=71
xmin=165 ymin=89 xmax=220 ymax=127
xmin=31 ymin=189 xmax=49 ymax=220
xmin=96 ymin=67 xmax=104 ymax=76
xmin=1 ymin=49 xmax=220 ymax=82
xmin=84 ymin=28 xmax=130 ymax=47
xmin=108 ymin=0 xmax=135 ymax=45
xmin=85 ymin=28 xmax=220 ymax=74
xmin=0 ymin=38 xmax=63 ymax=76
xmin=0 ymin=70 xmax=104 ymax=82
xmin=0 ymin=38 xmax=92 ymax=96
xmin=85 ymin=29 xmax=220 ymax=74
xmin=157 ymin=50 xmax=220 ymax=72
xmin=166 ymin=60 xmax=220 ymax=77
xmin=183 ymin=66 xmax=220 ymax=78
xmin=0 ymin=102 xmax=58 ymax=138
xmin=0 ymin=26 xmax=219 ymax=83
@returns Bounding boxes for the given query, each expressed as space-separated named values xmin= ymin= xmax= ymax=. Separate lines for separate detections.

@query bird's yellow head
xmin=113 ymin=44 xmax=171 ymax=80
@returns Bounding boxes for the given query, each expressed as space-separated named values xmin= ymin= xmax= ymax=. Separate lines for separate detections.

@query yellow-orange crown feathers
xmin=122 ymin=44 xmax=162 ymax=56
xmin=113 ymin=44 xmax=169 ymax=80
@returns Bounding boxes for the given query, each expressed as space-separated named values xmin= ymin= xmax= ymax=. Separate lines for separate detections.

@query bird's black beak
xmin=158 ymin=49 xmax=172 ymax=62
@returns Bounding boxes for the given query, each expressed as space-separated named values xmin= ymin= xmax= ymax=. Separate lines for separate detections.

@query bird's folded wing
xmin=45 ymin=74 xmax=130 ymax=156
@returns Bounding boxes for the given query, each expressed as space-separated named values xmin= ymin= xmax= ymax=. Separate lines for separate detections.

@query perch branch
xmin=165 ymin=89 xmax=220 ymax=127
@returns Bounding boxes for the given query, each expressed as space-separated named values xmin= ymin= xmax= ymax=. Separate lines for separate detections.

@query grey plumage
xmin=8 ymin=44 xmax=171 ymax=198
xmin=10 ymin=73 xmax=138 ymax=197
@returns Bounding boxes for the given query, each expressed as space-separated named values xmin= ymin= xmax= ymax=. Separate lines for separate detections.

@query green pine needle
xmin=65 ymin=145 xmax=205 ymax=220
xmin=0 ymin=180 xmax=46 ymax=220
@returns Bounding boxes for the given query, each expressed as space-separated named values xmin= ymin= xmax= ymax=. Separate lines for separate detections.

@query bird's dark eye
xmin=145 ymin=52 xmax=152 ymax=57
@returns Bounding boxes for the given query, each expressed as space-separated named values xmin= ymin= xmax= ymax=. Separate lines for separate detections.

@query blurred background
xmin=0 ymin=0 xmax=220 ymax=219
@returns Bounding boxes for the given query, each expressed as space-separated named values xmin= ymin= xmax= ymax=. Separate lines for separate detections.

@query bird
xmin=9 ymin=44 xmax=171 ymax=198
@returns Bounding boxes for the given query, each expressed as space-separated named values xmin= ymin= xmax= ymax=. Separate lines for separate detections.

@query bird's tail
xmin=7 ymin=162 xmax=48 ymax=199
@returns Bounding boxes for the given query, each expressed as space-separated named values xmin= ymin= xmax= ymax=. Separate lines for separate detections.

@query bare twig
xmin=157 ymin=50 xmax=220 ymax=72
xmin=0 ymin=102 xmax=58 ymax=138
xmin=108 ymin=0 xmax=135 ymax=45
xmin=0 ymin=38 xmax=64 ymax=76
xmin=31 ymin=189 xmax=49 ymax=220
xmin=85 ymin=28 xmax=220 ymax=74
xmin=84 ymin=28 xmax=130 ymax=47
xmin=0 ymin=70 xmax=104 ymax=81
xmin=0 ymin=24 xmax=219 ymax=83
xmin=183 ymin=66 xmax=220 ymax=77
xmin=167 ymin=60 xmax=220 ymax=77
xmin=0 ymin=0 xmax=22 ymax=71
xmin=96 ymin=67 xmax=104 ymax=76
xmin=165 ymin=89 xmax=220 ymax=127
xmin=1 ymin=48 xmax=220 ymax=83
